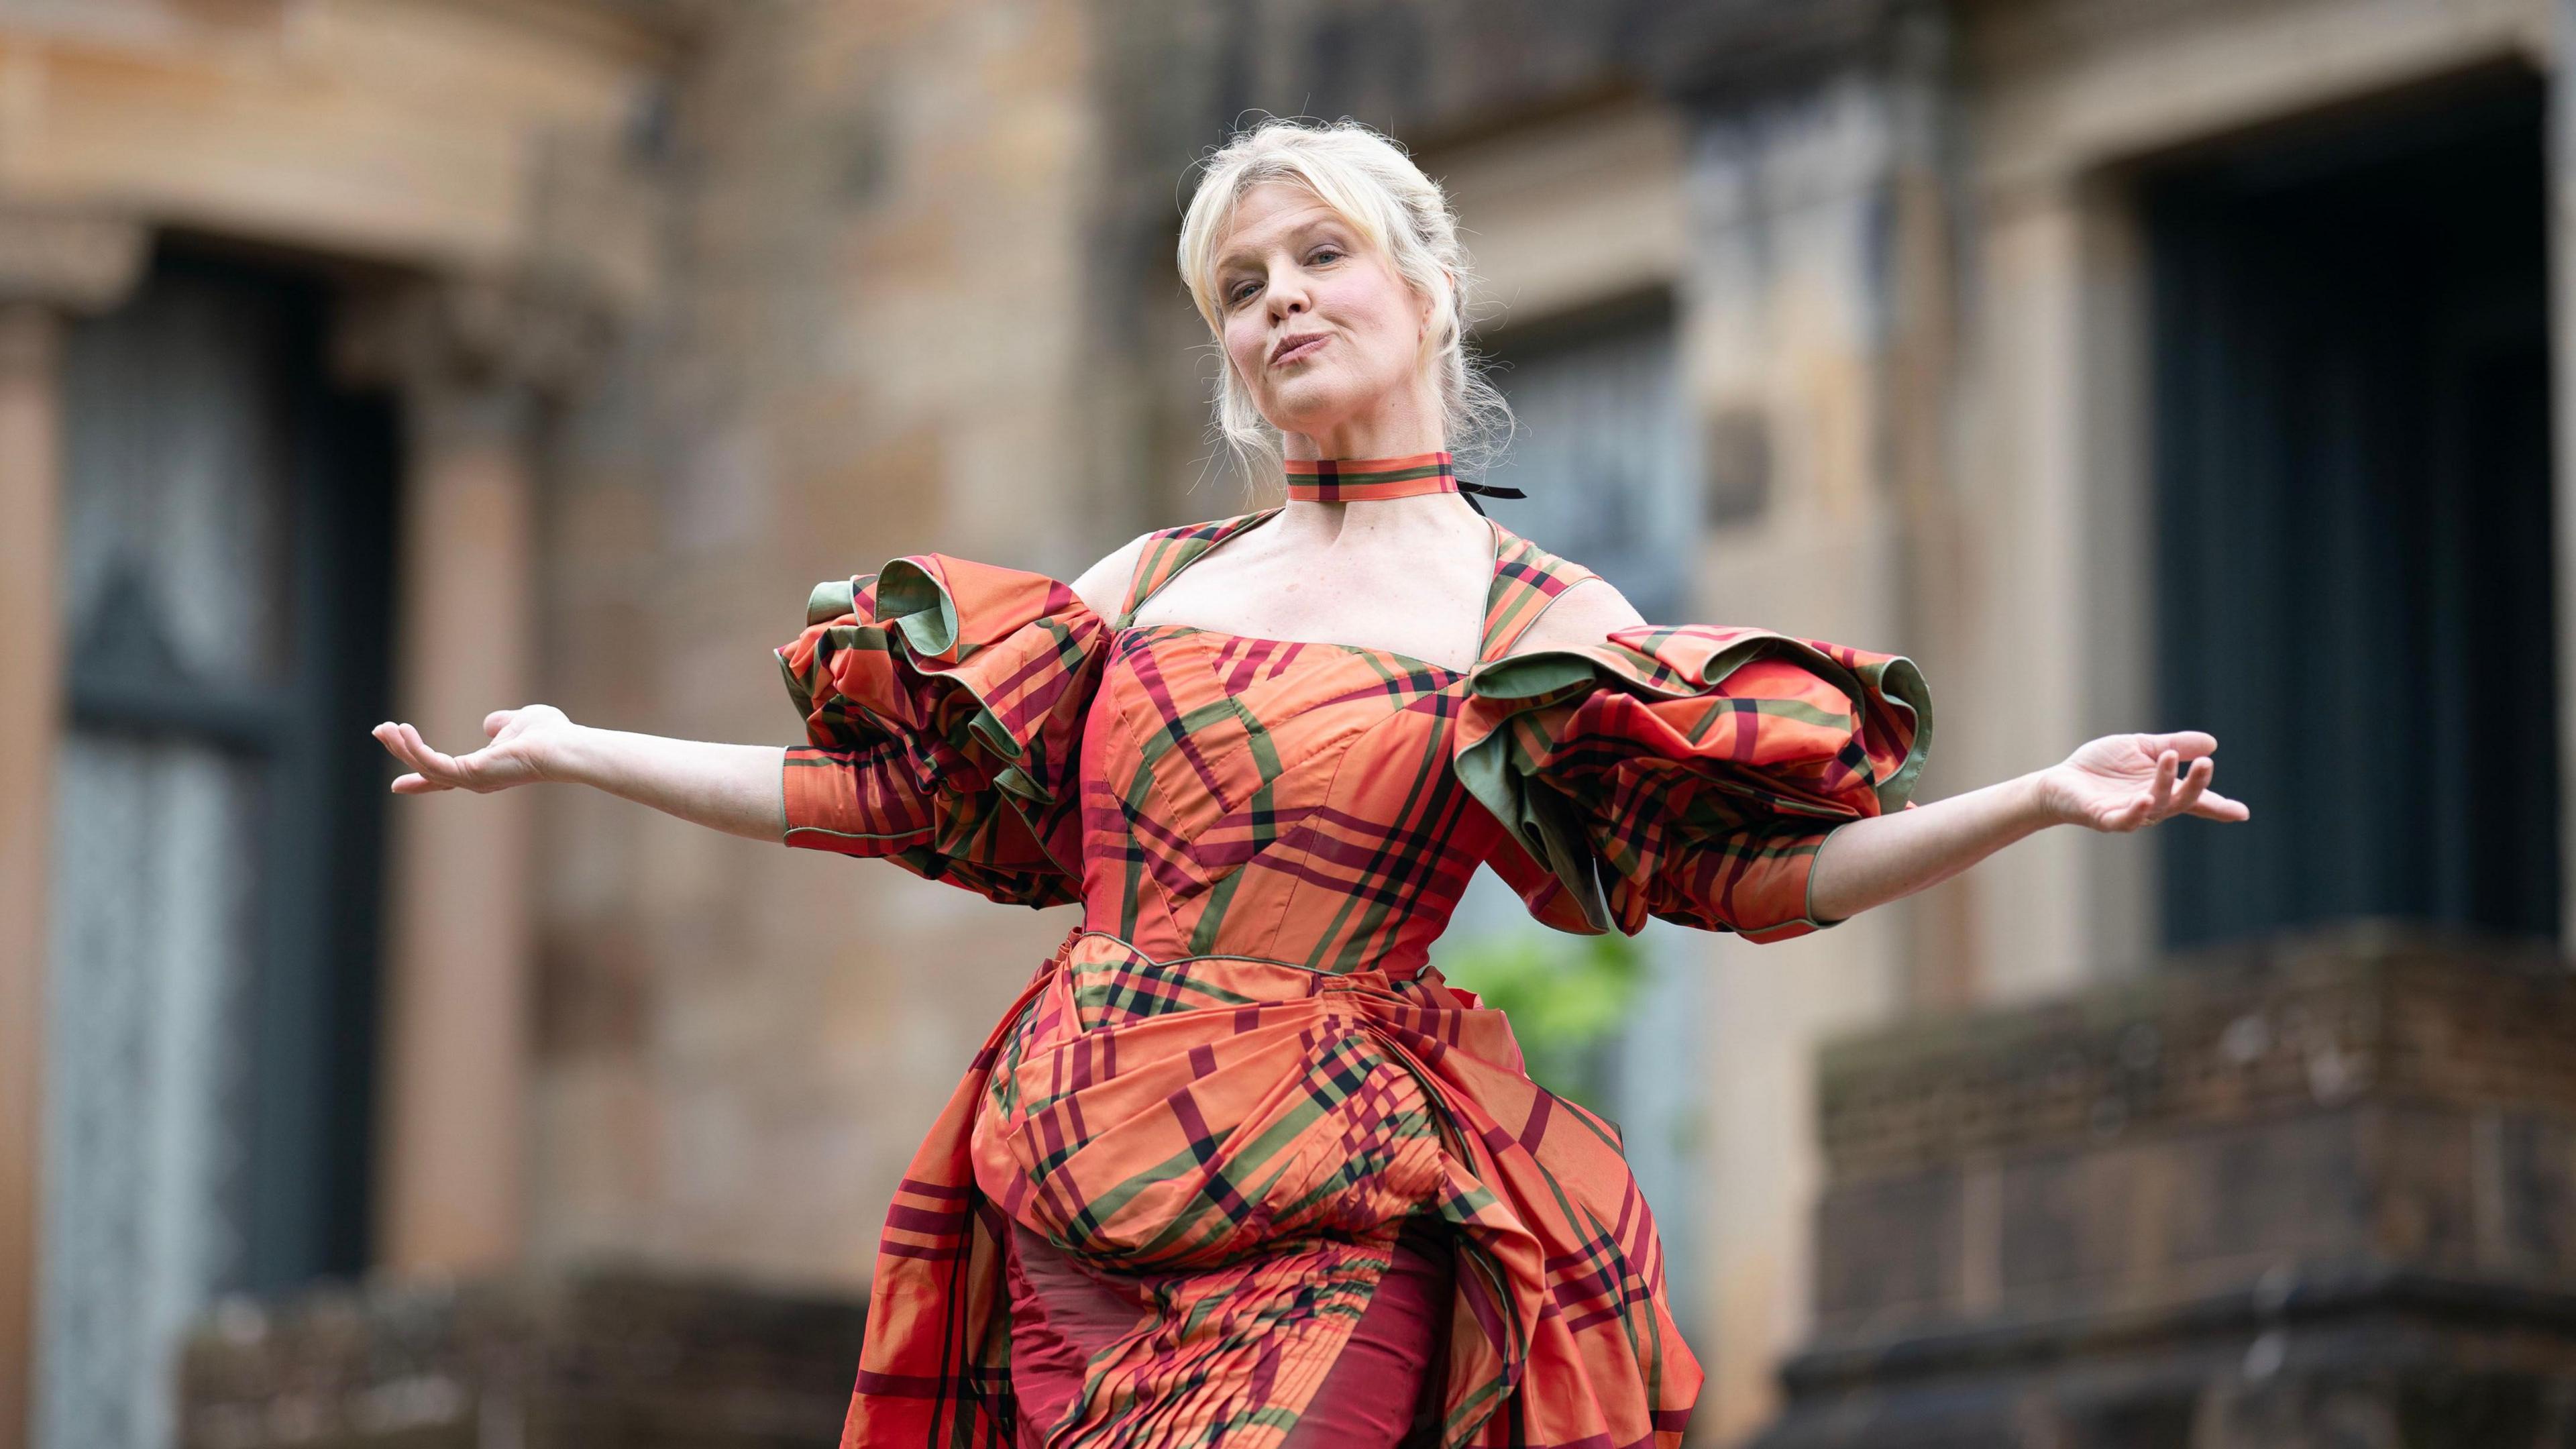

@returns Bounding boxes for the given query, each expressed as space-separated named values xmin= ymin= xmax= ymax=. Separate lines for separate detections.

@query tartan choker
xmin=1283 ymin=451 xmax=1523 ymax=510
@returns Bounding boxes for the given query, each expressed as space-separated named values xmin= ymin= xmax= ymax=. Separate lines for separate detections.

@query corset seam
xmin=1063 ymin=928 xmax=1421 ymax=983
xmin=1085 ymin=642 xmax=1456 ymax=970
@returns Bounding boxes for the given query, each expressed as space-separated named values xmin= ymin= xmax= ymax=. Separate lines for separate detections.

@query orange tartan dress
xmin=772 ymin=453 xmax=1933 ymax=1449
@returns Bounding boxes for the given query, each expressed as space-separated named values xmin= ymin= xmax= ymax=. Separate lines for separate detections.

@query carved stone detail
xmin=331 ymin=272 xmax=614 ymax=408
xmin=0 ymin=209 xmax=148 ymax=313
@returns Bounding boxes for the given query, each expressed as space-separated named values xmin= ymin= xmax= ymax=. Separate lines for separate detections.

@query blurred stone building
xmin=5 ymin=1 xmax=2576 ymax=1446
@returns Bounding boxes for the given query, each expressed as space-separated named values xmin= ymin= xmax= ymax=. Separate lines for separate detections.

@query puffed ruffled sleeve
xmin=773 ymin=555 xmax=1107 ymax=907
xmin=1455 ymin=625 xmax=1932 ymax=944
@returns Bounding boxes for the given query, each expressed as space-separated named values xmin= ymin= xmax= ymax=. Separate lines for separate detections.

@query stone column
xmin=345 ymin=278 xmax=592 ymax=1275
xmin=1950 ymin=172 xmax=2157 ymax=1001
xmin=0 ymin=208 xmax=145 ymax=1449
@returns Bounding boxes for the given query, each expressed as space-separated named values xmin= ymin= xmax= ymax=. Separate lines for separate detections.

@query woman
xmin=373 ymin=119 xmax=2244 ymax=1449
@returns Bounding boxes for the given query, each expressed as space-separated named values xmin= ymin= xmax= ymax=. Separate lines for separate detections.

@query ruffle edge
xmin=775 ymin=554 xmax=1108 ymax=895
xmin=1454 ymin=625 xmax=1933 ymax=941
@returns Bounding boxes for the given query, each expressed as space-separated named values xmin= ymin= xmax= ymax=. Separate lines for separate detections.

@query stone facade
xmin=1763 ymin=924 xmax=2576 ymax=1447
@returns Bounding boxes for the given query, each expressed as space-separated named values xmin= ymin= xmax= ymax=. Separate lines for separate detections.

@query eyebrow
xmin=1215 ymin=213 xmax=1350 ymax=272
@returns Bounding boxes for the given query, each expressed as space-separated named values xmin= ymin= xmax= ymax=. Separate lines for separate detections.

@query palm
xmin=372 ymin=706 xmax=570 ymax=795
xmin=2042 ymin=731 xmax=2248 ymax=832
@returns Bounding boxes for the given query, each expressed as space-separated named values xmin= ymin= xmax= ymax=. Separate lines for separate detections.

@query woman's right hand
xmin=372 ymin=706 xmax=576 ymax=795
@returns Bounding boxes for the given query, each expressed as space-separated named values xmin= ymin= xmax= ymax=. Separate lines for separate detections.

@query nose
xmin=1267 ymin=267 xmax=1309 ymax=320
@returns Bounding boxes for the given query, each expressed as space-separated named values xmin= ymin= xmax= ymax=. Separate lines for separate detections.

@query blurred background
xmin=5 ymin=1 xmax=2575 ymax=1446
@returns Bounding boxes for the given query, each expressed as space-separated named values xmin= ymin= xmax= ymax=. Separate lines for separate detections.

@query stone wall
xmin=1761 ymin=924 xmax=2576 ymax=1448
xmin=176 ymin=1267 xmax=865 ymax=1449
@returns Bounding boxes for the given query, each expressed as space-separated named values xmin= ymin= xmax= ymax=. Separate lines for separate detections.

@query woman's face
xmin=1214 ymin=180 xmax=1436 ymax=447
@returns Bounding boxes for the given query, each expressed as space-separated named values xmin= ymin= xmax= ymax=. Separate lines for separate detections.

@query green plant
xmin=1432 ymin=930 xmax=1646 ymax=1110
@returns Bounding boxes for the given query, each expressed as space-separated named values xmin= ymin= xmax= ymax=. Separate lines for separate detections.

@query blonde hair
xmin=1176 ymin=117 xmax=1511 ymax=481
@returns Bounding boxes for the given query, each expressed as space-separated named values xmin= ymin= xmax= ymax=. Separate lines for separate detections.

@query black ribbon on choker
xmin=1453 ymin=478 xmax=1527 ymax=517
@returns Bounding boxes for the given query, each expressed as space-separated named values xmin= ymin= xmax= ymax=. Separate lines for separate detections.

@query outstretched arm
xmin=1508 ymin=580 xmax=2249 ymax=930
xmin=1806 ymin=731 xmax=2249 ymax=924
xmin=372 ymin=708 xmax=788 ymax=843
xmin=372 ymin=530 xmax=1162 ymax=847
xmin=372 ymin=535 xmax=1157 ymax=850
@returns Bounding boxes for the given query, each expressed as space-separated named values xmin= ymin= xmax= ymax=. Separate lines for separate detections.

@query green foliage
xmin=1433 ymin=930 xmax=1646 ymax=1109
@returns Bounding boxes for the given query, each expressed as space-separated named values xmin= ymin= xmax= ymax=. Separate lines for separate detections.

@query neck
xmin=1279 ymin=388 xmax=1444 ymax=463
xmin=1282 ymin=430 xmax=1444 ymax=462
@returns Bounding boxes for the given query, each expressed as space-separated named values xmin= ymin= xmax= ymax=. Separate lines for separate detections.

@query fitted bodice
xmin=1075 ymin=624 xmax=1506 ymax=973
xmin=773 ymin=496 xmax=1930 ymax=963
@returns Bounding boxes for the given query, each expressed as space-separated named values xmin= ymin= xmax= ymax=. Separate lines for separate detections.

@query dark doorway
xmin=2149 ymin=72 xmax=2559 ymax=950
xmin=43 ymin=243 xmax=398 ymax=1446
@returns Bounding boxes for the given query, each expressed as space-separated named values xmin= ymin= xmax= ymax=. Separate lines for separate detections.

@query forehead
xmin=1216 ymin=182 xmax=1358 ymax=265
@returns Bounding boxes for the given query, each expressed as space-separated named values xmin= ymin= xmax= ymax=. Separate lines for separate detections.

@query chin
xmin=1260 ymin=374 xmax=1371 ymax=438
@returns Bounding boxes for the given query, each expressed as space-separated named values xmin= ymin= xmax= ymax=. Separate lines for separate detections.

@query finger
xmin=378 ymin=722 xmax=435 ymax=777
xmin=2139 ymin=731 xmax=2217 ymax=759
xmin=483 ymin=708 xmax=514 ymax=740
xmin=390 ymin=724 xmax=449 ymax=782
xmin=2161 ymin=756 xmax=2213 ymax=819
xmin=2189 ymin=788 xmax=2251 ymax=822
xmin=2102 ymin=790 xmax=2151 ymax=832
xmin=399 ymin=722 xmax=475 ymax=786
xmin=2147 ymin=750 xmax=2178 ymax=816
xmin=377 ymin=725 xmax=460 ymax=794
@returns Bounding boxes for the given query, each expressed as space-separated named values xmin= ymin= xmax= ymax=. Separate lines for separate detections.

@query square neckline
xmin=1116 ymin=622 xmax=1467 ymax=680
xmin=1114 ymin=506 xmax=1508 ymax=677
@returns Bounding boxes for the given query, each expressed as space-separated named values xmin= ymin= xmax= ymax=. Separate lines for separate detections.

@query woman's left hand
xmin=2035 ymin=731 xmax=2250 ymax=832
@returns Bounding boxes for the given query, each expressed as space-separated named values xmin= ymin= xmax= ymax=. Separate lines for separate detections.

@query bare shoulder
xmin=1069 ymin=533 xmax=1156 ymax=621
xmin=1507 ymin=575 xmax=1648 ymax=656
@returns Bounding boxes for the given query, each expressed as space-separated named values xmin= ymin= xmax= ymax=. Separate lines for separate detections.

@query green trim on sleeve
xmin=806 ymin=578 xmax=857 ymax=627
xmin=873 ymin=559 xmax=962 ymax=658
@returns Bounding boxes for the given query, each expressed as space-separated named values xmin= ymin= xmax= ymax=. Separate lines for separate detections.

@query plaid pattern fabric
xmin=774 ymin=502 xmax=1933 ymax=1449
xmin=1457 ymin=627 xmax=1933 ymax=943
xmin=1281 ymin=450 xmax=1460 ymax=502
xmin=777 ymin=555 xmax=1106 ymax=905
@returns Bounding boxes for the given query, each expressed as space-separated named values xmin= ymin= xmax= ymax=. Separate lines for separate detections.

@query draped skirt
xmin=837 ymin=927 xmax=1700 ymax=1449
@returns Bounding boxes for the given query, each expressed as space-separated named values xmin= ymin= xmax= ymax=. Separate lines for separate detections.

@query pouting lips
xmin=1270 ymin=333 xmax=1330 ymax=366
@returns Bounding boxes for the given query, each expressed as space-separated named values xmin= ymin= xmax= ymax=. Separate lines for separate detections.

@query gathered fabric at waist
xmin=970 ymin=930 xmax=1509 ymax=1274
xmin=1039 ymin=929 xmax=1448 ymax=1033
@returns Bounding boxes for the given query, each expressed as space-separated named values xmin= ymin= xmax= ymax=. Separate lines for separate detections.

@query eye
xmin=1309 ymin=246 xmax=1343 ymax=265
xmin=1226 ymin=278 xmax=1260 ymax=307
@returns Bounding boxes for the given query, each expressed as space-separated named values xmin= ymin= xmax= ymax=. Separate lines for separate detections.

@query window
xmin=2149 ymin=75 xmax=2559 ymax=949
